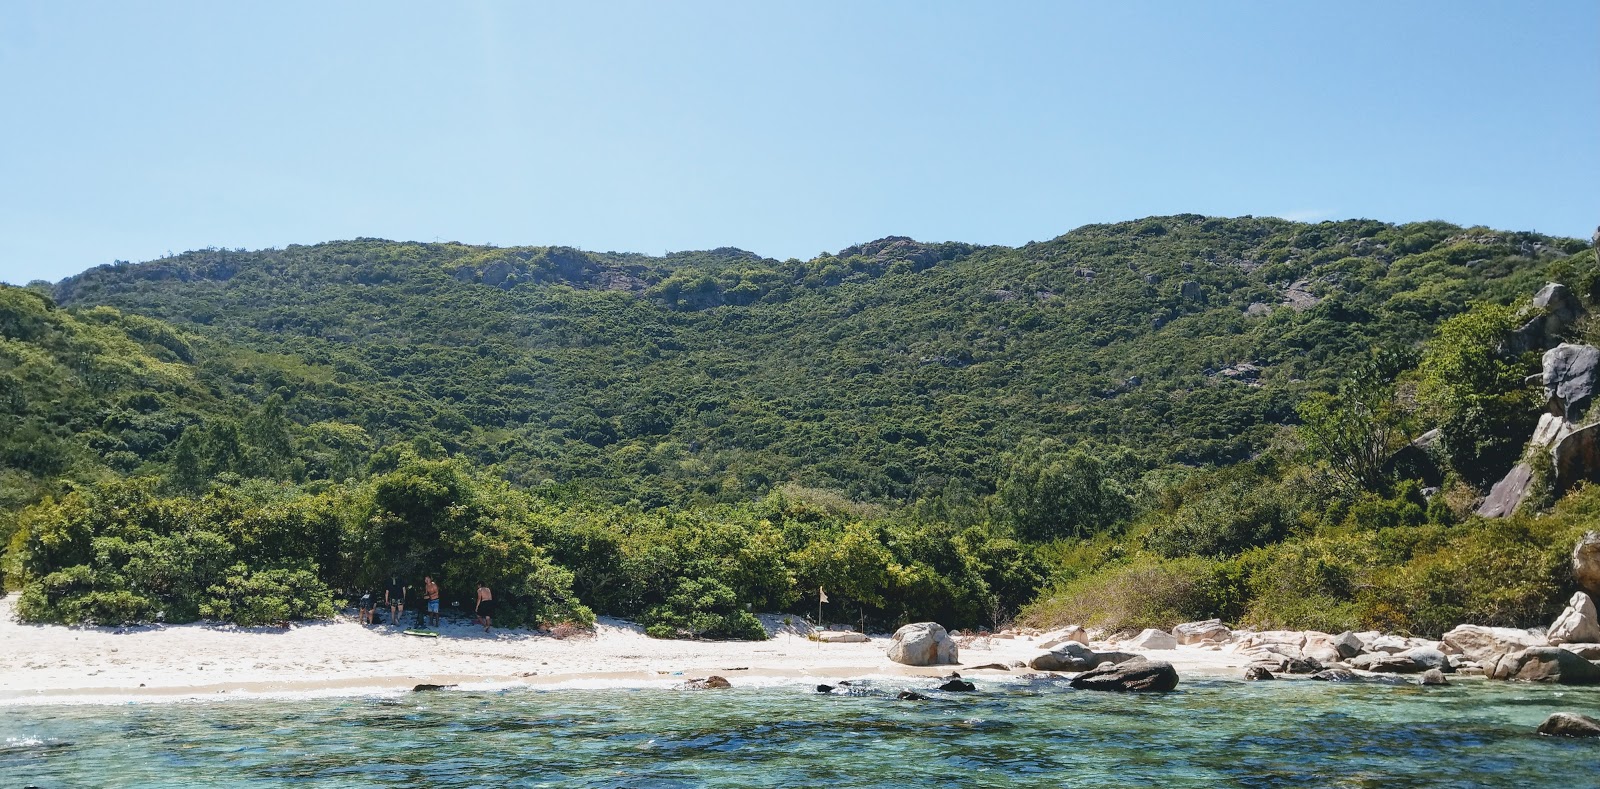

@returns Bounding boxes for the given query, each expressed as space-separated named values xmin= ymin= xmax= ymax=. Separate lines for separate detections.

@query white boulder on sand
xmin=1124 ymin=628 xmax=1179 ymax=650
xmin=886 ymin=622 xmax=959 ymax=666
xmin=1548 ymin=591 xmax=1600 ymax=645
xmin=1038 ymin=625 xmax=1089 ymax=649
xmin=1170 ymin=619 xmax=1231 ymax=645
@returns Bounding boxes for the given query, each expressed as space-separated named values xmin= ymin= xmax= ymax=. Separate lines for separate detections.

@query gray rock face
xmin=1507 ymin=284 xmax=1587 ymax=355
xmin=1171 ymin=619 xmax=1232 ymax=645
xmin=1440 ymin=624 xmax=1547 ymax=664
xmin=1549 ymin=591 xmax=1600 ymax=645
xmin=1537 ymin=712 xmax=1600 ymax=737
xmin=1553 ymin=423 xmax=1600 ymax=495
xmin=1577 ymin=532 xmax=1600 ymax=597
xmin=886 ymin=622 xmax=959 ymax=666
xmin=1179 ymin=281 xmax=1203 ymax=300
xmin=1068 ymin=657 xmax=1179 ymax=692
xmin=1490 ymin=647 xmax=1600 ymax=684
xmin=1475 ymin=462 xmax=1535 ymax=518
xmin=1543 ymin=343 xmax=1600 ymax=422
xmin=1283 ymin=657 xmax=1324 ymax=675
xmin=1332 ymin=631 xmax=1365 ymax=660
xmin=1350 ymin=653 xmax=1424 ymax=674
xmin=1028 ymin=642 xmax=1101 ymax=672
xmin=1404 ymin=647 xmax=1451 ymax=673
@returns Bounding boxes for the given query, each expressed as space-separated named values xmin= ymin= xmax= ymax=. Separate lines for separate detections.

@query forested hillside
xmin=51 ymin=216 xmax=1588 ymax=505
xmin=7 ymin=214 xmax=1599 ymax=638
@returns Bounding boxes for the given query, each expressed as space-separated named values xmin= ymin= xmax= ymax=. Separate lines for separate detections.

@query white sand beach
xmin=0 ymin=597 xmax=1255 ymax=705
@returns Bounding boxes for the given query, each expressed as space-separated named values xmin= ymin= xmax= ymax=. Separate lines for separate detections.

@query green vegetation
xmin=5 ymin=215 xmax=1598 ymax=637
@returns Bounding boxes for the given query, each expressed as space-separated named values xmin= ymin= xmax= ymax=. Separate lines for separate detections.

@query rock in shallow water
xmin=1489 ymin=647 xmax=1600 ymax=684
xmin=1311 ymin=669 xmax=1358 ymax=683
xmin=1068 ymin=657 xmax=1179 ymax=692
xmin=1537 ymin=712 xmax=1600 ymax=737
xmin=1243 ymin=666 xmax=1276 ymax=681
xmin=896 ymin=690 xmax=930 ymax=701
xmin=938 ymin=679 xmax=976 ymax=692
xmin=1418 ymin=669 xmax=1448 ymax=686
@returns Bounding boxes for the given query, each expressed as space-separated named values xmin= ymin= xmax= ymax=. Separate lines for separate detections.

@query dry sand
xmin=0 ymin=596 xmax=1252 ymax=705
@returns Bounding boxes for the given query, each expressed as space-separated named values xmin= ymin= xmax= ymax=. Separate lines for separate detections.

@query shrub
xmin=199 ymin=564 xmax=335 ymax=626
xmin=1021 ymin=556 xmax=1219 ymax=632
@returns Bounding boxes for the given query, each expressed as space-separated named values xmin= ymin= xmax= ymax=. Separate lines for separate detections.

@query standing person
xmin=386 ymin=575 xmax=407 ymax=628
xmin=475 ymin=581 xmax=494 ymax=634
xmin=423 ymin=575 xmax=441 ymax=629
xmin=358 ymin=589 xmax=376 ymax=625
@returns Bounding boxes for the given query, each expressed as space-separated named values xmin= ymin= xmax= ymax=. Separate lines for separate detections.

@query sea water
xmin=4 ymin=676 xmax=1598 ymax=788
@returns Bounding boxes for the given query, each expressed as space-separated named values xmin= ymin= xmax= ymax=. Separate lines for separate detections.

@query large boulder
xmin=1439 ymin=625 xmax=1547 ymax=664
xmin=1068 ymin=657 xmax=1179 ymax=692
xmin=1403 ymin=647 xmax=1451 ymax=673
xmin=1553 ymin=423 xmax=1600 ymax=495
xmin=1543 ymin=343 xmax=1600 ymax=422
xmin=1124 ymin=628 xmax=1179 ymax=650
xmin=1537 ymin=712 xmax=1600 ymax=738
xmin=1489 ymin=647 xmax=1600 ymax=684
xmin=1507 ymin=284 xmax=1588 ymax=355
xmin=1476 ymin=463 xmax=1535 ymax=518
xmin=1575 ymin=531 xmax=1600 ymax=598
xmin=1037 ymin=625 xmax=1089 ymax=649
xmin=1350 ymin=652 xmax=1424 ymax=674
xmin=1028 ymin=642 xmax=1101 ymax=672
xmin=886 ymin=622 xmax=959 ymax=666
xmin=1418 ymin=668 xmax=1449 ymax=686
xmin=1331 ymin=631 xmax=1365 ymax=660
xmin=1171 ymin=619 xmax=1231 ymax=645
xmin=1549 ymin=591 xmax=1600 ymax=645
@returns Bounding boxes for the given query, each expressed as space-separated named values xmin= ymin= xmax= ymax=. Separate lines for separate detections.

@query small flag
xmin=819 ymin=587 xmax=829 ymax=604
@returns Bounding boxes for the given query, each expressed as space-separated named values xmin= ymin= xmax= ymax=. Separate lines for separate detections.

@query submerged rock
xmin=1418 ymin=669 xmax=1448 ymax=686
xmin=1311 ymin=669 xmax=1358 ymax=682
xmin=684 ymin=676 xmax=731 ymax=689
xmin=887 ymin=622 xmax=959 ymax=666
xmin=896 ymin=690 xmax=930 ymax=701
xmin=1068 ymin=657 xmax=1179 ymax=692
xmin=1537 ymin=712 xmax=1600 ymax=737
xmin=411 ymin=683 xmax=456 ymax=692
xmin=938 ymin=679 xmax=976 ymax=692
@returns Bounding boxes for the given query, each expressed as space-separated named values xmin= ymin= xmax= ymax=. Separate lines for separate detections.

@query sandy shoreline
xmin=1 ymin=596 xmax=1255 ymax=706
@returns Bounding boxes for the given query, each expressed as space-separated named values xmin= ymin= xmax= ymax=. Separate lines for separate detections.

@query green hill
xmin=7 ymin=214 xmax=1597 ymax=637
xmin=50 ymin=216 xmax=1589 ymax=505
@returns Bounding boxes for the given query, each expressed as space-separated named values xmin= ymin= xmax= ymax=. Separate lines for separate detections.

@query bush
xmin=1021 ymin=556 xmax=1219 ymax=632
xmin=199 ymin=564 xmax=335 ymax=626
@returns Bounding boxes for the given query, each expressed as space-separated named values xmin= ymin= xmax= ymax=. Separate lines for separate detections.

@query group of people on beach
xmin=358 ymin=575 xmax=496 ymax=633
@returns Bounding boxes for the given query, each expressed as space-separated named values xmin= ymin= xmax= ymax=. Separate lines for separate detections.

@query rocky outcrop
xmin=1489 ymin=647 xmax=1600 ymax=684
xmin=1404 ymin=647 xmax=1451 ymax=672
xmin=1171 ymin=619 xmax=1231 ymax=645
xmin=1124 ymin=628 xmax=1179 ymax=650
xmin=1506 ymin=284 xmax=1587 ymax=355
xmin=1549 ymin=592 xmax=1600 ymax=644
xmin=1537 ymin=712 xmax=1600 ymax=737
xmin=1440 ymin=624 xmax=1547 ymax=664
xmin=1350 ymin=652 xmax=1425 ymax=674
xmin=886 ymin=622 xmax=959 ymax=666
xmin=1068 ymin=657 xmax=1179 ymax=692
xmin=1553 ymin=423 xmax=1600 ymax=495
xmin=1547 ymin=343 xmax=1600 ymax=422
xmin=1475 ymin=463 xmax=1534 ymax=518
xmin=1037 ymin=626 xmax=1089 ymax=649
xmin=1028 ymin=642 xmax=1100 ymax=672
xmin=1577 ymin=532 xmax=1600 ymax=596
xmin=1418 ymin=668 xmax=1448 ymax=686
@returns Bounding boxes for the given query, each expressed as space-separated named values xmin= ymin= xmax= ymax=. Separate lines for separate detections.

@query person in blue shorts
xmin=423 ymin=575 xmax=441 ymax=629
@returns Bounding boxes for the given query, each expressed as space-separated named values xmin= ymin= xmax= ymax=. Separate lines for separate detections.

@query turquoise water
xmin=4 ymin=677 xmax=1598 ymax=788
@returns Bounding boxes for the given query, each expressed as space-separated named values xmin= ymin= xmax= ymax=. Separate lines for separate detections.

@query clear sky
xmin=1 ymin=1 xmax=1595 ymax=284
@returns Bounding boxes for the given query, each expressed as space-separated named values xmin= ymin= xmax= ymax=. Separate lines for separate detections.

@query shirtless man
xmin=423 ymin=575 xmax=440 ymax=629
xmin=475 ymin=582 xmax=494 ymax=633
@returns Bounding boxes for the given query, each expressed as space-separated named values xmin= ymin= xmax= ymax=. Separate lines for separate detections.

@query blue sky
xmin=1 ymin=1 xmax=1595 ymax=284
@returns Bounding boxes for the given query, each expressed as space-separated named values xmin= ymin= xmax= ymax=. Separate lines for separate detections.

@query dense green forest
xmin=5 ymin=215 xmax=1597 ymax=637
